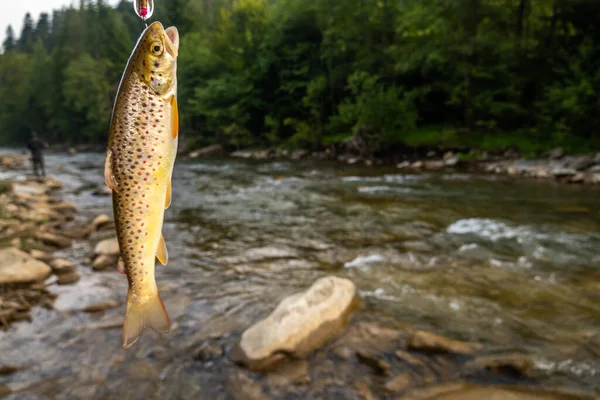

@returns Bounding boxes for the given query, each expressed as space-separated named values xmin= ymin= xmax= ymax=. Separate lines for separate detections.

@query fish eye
xmin=151 ymin=41 xmax=163 ymax=55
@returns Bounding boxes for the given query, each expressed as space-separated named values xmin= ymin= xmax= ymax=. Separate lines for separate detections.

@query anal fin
xmin=165 ymin=180 xmax=171 ymax=209
xmin=156 ymin=234 xmax=168 ymax=266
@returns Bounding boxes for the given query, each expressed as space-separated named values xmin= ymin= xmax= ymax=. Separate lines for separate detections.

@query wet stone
xmin=408 ymin=330 xmax=482 ymax=354
xmin=395 ymin=349 xmax=427 ymax=369
xmin=355 ymin=379 xmax=378 ymax=400
xmin=333 ymin=322 xmax=402 ymax=357
xmin=232 ymin=276 xmax=358 ymax=370
xmin=0 ymin=247 xmax=52 ymax=285
xmin=194 ymin=341 xmax=224 ymax=362
xmin=93 ymin=237 xmax=120 ymax=256
xmin=266 ymin=360 xmax=311 ymax=387
xmin=463 ymin=353 xmax=534 ymax=377
xmin=49 ymin=258 xmax=77 ymax=274
xmin=0 ymin=364 xmax=21 ymax=376
xmin=384 ymin=372 xmax=413 ymax=393
xmin=227 ymin=371 xmax=268 ymax=400
xmin=92 ymin=255 xmax=117 ymax=271
xmin=356 ymin=351 xmax=392 ymax=376
xmin=34 ymin=231 xmax=72 ymax=249
xmin=91 ymin=214 xmax=112 ymax=231
xmin=29 ymin=249 xmax=54 ymax=262
xmin=56 ymin=272 xmax=80 ymax=285
xmin=81 ymin=300 xmax=120 ymax=313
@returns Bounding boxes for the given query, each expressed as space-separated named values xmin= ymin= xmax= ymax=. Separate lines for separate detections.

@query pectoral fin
xmin=156 ymin=234 xmax=168 ymax=266
xmin=104 ymin=149 xmax=118 ymax=192
xmin=170 ymin=95 xmax=178 ymax=139
xmin=165 ymin=180 xmax=172 ymax=209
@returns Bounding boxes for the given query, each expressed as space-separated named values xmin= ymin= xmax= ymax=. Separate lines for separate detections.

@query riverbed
xmin=0 ymin=151 xmax=599 ymax=399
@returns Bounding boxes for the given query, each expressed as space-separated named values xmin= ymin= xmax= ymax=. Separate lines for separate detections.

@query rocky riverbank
xmin=0 ymin=154 xmax=113 ymax=329
xmin=188 ymin=144 xmax=600 ymax=186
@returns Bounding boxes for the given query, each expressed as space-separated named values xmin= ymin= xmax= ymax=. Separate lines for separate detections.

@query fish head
xmin=134 ymin=21 xmax=179 ymax=96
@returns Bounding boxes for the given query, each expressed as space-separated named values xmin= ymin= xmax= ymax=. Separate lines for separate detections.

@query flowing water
xmin=0 ymin=152 xmax=599 ymax=399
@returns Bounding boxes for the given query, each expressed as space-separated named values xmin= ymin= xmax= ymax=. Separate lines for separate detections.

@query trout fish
xmin=104 ymin=21 xmax=179 ymax=349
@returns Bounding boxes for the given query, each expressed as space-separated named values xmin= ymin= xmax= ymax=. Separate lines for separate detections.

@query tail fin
xmin=122 ymin=290 xmax=170 ymax=349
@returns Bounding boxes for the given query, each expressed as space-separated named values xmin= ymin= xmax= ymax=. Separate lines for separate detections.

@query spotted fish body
xmin=104 ymin=22 xmax=179 ymax=349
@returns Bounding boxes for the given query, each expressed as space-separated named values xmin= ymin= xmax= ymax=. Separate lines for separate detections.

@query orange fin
xmin=116 ymin=257 xmax=125 ymax=274
xmin=156 ymin=234 xmax=168 ymax=266
xmin=104 ymin=149 xmax=118 ymax=192
xmin=165 ymin=180 xmax=172 ymax=209
xmin=122 ymin=289 xmax=170 ymax=349
xmin=171 ymin=95 xmax=178 ymax=139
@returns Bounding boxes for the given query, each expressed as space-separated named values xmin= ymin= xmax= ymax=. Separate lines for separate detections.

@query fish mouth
xmin=164 ymin=27 xmax=179 ymax=57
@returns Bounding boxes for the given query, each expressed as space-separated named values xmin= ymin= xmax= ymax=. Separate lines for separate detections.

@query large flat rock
xmin=232 ymin=276 xmax=358 ymax=370
xmin=0 ymin=248 xmax=52 ymax=285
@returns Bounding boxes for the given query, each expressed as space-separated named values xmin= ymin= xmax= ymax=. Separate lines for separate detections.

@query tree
xmin=2 ymin=26 xmax=16 ymax=53
xmin=17 ymin=13 xmax=35 ymax=53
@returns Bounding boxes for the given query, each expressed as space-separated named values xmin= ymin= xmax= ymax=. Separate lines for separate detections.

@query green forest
xmin=0 ymin=0 xmax=599 ymax=155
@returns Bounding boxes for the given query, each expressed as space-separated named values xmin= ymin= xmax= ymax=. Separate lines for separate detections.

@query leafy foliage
xmin=0 ymin=0 xmax=598 ymax=153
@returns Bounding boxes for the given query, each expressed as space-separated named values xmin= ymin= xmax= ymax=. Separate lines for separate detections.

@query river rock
xmin=444 ymin=156 xmax=459 ymax=167
xmin=384 ymin=372 xmax=413 ymax=393
xmin=93 ymin=238 xmax=120 ymax=256
xmin=92 ymin=255 xmax=117 ymax=271
xmin=56 ymin=272 xmax=80 ymax=285
xmin=189 ymin=144 xmax=224 ymax=158
xmin=11 ymin=181 xmax=47 ymax=197
xmin=395 ymin=349 xmax=427 ymax=369
xmin=401 ymin=240 xmax=434 ymax=252
xmin=333 ymin=322 xmax=401 ymax=360
xmin=43 ymin=178 xmax=64 ymax=191
xmin=64 ymin=224 xmax=92 ymax=239
xmin=569 ymin=172 xmax=585 ymax=183
xmin=423 ymin=160 xmax=445 ymax=170
xmin=291 ymin=150 xmax=306 ymax=160
xmin=550 ymin=168 xmax=577 ymax=178
xmin=194 ymin=341 xmax=224 ymax=362
xmin=91 ymin=214 xmax=112 ymax=231
xmin=230 ymin=150 xmax=252 ymax=158
xmin=49 ymin=258 xmax=77 ymax=274
xmin=586 ymin=173 xmax=600 ymax=184
xmin=92 ymin=185 xmax=112 ymax=196
xmin=532 ymin=167 xmax=550 ymax=178
xmin=266 ymin=360 xmax=311 ymax=387
xmin=245 ymin=246 xmax=298 ymax=260
xmin=566 ymin=155 xmax=595 ymax=171
xmin=34 ymin=231 xmax=72 ymax=249
xmin=232 ymin=276 xmax=358 ymax=370
xmin=227 ymin=371 xmax=267 ymax=400
xmin=408 ymin=330 xmax=482 ymax=354
xmin=49 ymin=201 xmax=76 ymax=215
xmin=464 ymin=353 xmax=534 ymax=377
xmin=357 ymin=351 xmax=392 ymax=376
xmin=547 ymin=147 xmax=564 ymax=160
xmin=588 ymin=164 xmax=600 ymax=173
xmin=81 ymin=300 xmax=120 ymax=313
xmin=0 ymin=248 xmax=52 ymax=285
xmin=29 ymin=249 xmax=54 ymax=262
